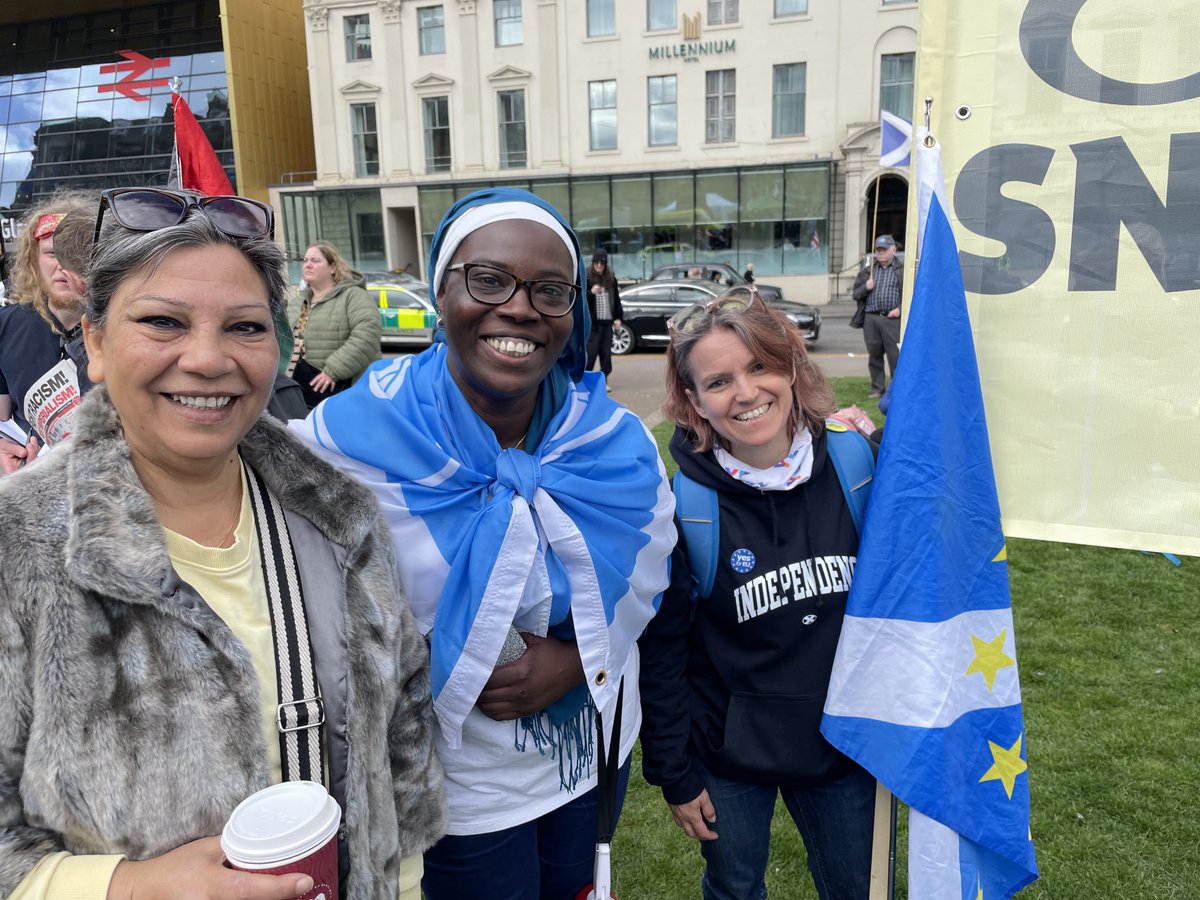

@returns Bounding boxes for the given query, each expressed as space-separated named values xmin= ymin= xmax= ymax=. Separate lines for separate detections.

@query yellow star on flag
xmin=980 ymin=734 xmax=1027 ymax=800
xmin=965 ymin=629 xmax=1015 ymax=691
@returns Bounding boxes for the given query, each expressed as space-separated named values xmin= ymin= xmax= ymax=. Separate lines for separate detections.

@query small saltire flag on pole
xmin=821 ymin=124 xmax=1038 ymax=899
xmin=170 ymin=90 xmax=233 ymax=195
xmin=879 ymin=110 xmax=912 ymax=169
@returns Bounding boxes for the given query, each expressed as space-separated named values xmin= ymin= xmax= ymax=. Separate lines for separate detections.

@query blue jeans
xmin=422 ymin=759 xmax=631 ymax=900
xmin=699 ymin=763 xmax=875 ymax=900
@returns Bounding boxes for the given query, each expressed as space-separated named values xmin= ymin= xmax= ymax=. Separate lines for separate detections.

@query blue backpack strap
xmin=672 ymin=470 xmax=720 ymax=600
xmin=825 ymin=421 xmax=876 ymax=536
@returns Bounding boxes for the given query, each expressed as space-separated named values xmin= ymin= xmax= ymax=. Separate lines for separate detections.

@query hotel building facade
xmin=284 ymin=0 xmax=917 ymax=301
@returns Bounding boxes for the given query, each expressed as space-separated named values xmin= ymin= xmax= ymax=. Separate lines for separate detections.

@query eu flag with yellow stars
xmin=820 ymin=127 xmax=1038 ymax=898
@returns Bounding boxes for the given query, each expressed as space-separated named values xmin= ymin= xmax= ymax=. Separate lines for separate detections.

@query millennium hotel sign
xmin=648 ymin=12 xmax=736 ymax=62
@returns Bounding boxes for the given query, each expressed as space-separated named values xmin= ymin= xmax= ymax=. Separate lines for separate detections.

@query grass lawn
xmin=614 ymin=376 xmax=1200 ymax=899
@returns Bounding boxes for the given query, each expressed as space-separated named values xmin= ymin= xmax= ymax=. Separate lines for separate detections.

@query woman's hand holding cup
xmin=106 ymin=836 xmax=314 ymax=900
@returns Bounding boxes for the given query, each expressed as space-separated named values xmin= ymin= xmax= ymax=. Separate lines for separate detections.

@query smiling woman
xmin=0 ymin=195 xmax=446 ymax=900
xmin=291 ymin=187 xmax=677 ymax=900
xmin=640 ymin=290 xmax=877 ymax=900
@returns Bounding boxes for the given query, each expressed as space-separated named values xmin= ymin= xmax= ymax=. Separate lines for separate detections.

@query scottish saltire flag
xmin=821 ymin=129 xmax=1038 ymax=898
xmin=292 ymin=346 xmax=676 ymax=748
xmin=880 ymin=110 xmax=912 ymax=169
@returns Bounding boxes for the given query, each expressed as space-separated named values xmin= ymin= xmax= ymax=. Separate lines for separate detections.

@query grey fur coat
xmin=0 ymin=389 xmax=447 ymax=897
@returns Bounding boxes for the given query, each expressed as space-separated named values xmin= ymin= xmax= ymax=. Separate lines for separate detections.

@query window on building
xmin=772 ymin=62 xmax=805 ymax=137
xmin=647 ymin=0 xmax=675 ymax=31
xmin=588 ymin=0 xmax=616 ymax=36
xmin=648 ymin=74 xmax=677 ymax=146
xmin=494 ymin=0 xmax=523 ymax=46
xmin=350 ymin=102 xmax=379 ymax=176
xmin=422 ymin=96 xmax=451 ymax=173
xmin=344 ymin=14 xmax=372 ymax=61
xmin=418 ymin=6 xmax=445 ymax=55
xmin=497 ymin=89 xmax=527 ymax=168
xmin=343 ymin=13 xmax=369 ymax=61
xmin=774 ymin=0 xmax=807 ymax=16
xmin=880 ymin=51 xmax=915 ymax=118
xmin=588 ymin=80 xmax=617 ymax=151
xmin=705 ymin=69 xmax=735 ymax=143
xmin=708 ymin=0 xmax=738 ymax=25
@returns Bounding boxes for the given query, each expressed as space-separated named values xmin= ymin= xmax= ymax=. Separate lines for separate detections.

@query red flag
xmin=171 ymin=92 xmax=233 ymax=195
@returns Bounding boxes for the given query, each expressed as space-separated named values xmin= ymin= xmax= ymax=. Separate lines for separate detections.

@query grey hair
xmin=86 ymin=209 xmax=289 ymax=329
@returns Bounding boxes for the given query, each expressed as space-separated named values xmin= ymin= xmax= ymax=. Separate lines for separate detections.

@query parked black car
xmin=612 ymin=280 xmax=821 ymax=355
xmin=648 ymin=262 xmax=786 ymax=302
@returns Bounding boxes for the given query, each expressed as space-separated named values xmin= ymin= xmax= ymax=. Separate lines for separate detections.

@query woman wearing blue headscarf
xmin=292 ymin=188 xmax=676 ymax=898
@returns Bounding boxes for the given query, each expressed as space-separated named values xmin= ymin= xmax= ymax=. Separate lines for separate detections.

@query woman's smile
xmin=483 ymin=335 xmax=540 ymax=360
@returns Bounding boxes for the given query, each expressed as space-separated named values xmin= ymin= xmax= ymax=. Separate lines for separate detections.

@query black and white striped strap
xmin=244 ymin=462 xmax=326 ymax=785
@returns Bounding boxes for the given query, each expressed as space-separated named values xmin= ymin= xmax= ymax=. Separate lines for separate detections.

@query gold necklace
xmin=513 ymin=432 xmax=528 ymax=450
xmin=216 ymin=499 xmax=241 ymax=548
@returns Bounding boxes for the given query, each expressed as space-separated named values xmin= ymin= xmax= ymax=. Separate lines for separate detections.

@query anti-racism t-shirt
xmin=0 ymin=303 xmax=85 ymax=442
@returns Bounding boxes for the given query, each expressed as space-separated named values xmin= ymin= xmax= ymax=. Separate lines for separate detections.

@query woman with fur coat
xmin=0 ymin=189 xmax=446 ymax=900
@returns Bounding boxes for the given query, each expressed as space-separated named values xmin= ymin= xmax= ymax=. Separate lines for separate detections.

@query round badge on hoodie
xmin=730 ymin=548 xmax=756 ymax=574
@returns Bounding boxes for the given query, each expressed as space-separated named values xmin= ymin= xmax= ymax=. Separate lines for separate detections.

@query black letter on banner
xmin=1069 ymin=133 xmax=1200 ymax=293
xmin=1020 ymin=0 xmax=1200 ymax=106
xmin=954 ymin=144 xmax=1056 ymax=295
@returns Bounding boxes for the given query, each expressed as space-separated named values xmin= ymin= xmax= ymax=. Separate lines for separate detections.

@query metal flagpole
xmin=166 ymin=76 xmax=182 ymax=188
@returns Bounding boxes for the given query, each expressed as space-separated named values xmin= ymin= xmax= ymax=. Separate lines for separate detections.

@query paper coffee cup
xmin=222 ymin=781 xmax=341 ymax=900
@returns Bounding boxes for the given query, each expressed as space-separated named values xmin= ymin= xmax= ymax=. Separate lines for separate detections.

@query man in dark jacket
xmin=851 ymin=234 xmax=903 ymax=398
xmin=585 ymin=248 xmax=623 ymax=389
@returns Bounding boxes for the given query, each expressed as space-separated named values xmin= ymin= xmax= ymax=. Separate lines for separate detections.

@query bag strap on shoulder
xmin=244 ymin=460 xmax=328 ymax=785
xmin=824 ymin=421 xmax=875 ymax=536
xmin=673 ymin=470 xmax=720 ymax=601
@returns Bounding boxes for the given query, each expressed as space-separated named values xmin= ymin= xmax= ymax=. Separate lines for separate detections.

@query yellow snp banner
xmin=910 ymin=0 xmax=1200 ymax=557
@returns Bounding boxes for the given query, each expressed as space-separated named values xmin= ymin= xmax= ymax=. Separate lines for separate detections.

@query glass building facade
xmin=280 ymin=163 xmax=831 ymax=284
xmin=0 ymin=0 xmax=232 ymax=240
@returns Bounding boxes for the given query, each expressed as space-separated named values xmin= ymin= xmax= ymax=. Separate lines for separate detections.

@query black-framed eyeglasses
xmin=93 ymin=188 xmax=275 ymax=246
xmin=669 ymin=284 xmax=760 ymax=334
xmin=446 ymin=262 xmax=578 ymax=318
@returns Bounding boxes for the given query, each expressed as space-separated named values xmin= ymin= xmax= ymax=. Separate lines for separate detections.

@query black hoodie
xmin=639 ymin=425 xmax=864 ymax=805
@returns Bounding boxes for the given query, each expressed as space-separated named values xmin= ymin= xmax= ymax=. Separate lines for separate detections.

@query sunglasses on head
xmin=668 ymin=284 xmax=760 ymax=334
xmin=93 ymin=188 xmax=275 ymax=246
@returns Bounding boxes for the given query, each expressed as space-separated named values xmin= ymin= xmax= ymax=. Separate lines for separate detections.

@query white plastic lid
xmin=221 ymin=781 xmax=341 ymax=868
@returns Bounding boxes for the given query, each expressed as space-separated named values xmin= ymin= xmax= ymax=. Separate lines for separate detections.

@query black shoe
xmin=868 ymin=389 xmax=883 ymax=399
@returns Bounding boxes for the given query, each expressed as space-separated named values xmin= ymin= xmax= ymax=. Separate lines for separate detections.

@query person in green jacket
xmin=287 ymin=241 xmax=381 ymax=408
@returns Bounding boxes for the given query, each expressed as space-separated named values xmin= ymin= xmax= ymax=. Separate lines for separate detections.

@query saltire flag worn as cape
xmin=880 ymin=110 xmax=912 ymax=169
xmin=170 ymin=91 xmax=233 ymax=195
xmin=821 ymin=128 xmax=1038 ymax=899
xmin=293 ymin=346 xmax=676 ymax=750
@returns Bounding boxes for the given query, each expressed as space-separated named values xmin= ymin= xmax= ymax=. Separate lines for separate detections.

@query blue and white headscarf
xmin=293 ymin=189 xmax=675 ymax=755
xmin=428 ymin=187 xmax=590 ymax=383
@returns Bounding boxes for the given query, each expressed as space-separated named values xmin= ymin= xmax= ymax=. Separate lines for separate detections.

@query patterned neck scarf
xmin=715 ymin=426 xmax=815 ymax=491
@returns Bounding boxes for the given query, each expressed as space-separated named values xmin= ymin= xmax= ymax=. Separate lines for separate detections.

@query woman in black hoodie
xmin=639 ymin=287 xmax=875 ymax=900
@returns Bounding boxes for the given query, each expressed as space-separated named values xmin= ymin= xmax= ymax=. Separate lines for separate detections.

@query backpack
xmin=672 ymin=421 xmax=875 ymax=601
